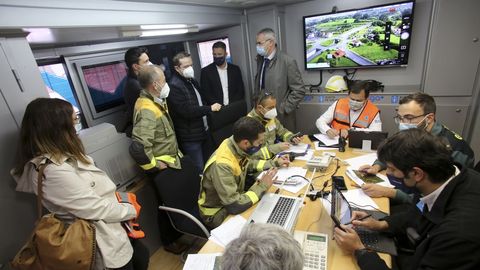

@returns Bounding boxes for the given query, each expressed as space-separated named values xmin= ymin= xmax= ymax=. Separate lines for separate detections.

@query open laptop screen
xmin=331 ymin=186 xmax=352 ymax=226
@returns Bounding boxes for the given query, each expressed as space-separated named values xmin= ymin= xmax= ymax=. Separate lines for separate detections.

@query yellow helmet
xmin=325 ymin=75 xmax=348 ymax=92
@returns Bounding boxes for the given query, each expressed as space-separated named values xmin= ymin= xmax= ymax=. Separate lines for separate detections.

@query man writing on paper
xmin=316 ymin=80 xmax=382 ymax=138
xmin=198 ymin=117 xmax=282 ymax=229
xmin=359 ymin=93 xmax=474 ymax=204
xmin=247 ymin=92 xmax=303 ymax=161
xmin=334 ymin=129 xmax=480 ymax=270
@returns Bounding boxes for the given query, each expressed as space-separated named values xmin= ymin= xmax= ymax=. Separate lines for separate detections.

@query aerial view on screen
xmin=304 ymin=2 xmax=414 ymax=69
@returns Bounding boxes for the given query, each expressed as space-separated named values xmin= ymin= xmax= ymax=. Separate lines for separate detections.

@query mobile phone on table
xmin=332 ymin=176 xmax=347 ymax=191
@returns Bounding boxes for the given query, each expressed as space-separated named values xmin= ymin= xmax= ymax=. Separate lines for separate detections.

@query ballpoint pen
xmin=345 ymin=214 xmax=372 ymax=225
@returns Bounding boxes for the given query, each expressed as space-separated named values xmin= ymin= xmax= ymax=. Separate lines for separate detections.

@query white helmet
xmin=325 ymin=75 xmax=348 ymax=92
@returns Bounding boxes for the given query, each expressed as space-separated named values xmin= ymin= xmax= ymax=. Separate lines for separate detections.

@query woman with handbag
xmin=11 ymin=98 xmax=148 ymax=270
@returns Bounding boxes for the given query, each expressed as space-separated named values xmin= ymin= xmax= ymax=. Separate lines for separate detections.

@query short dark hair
xmin=125 ymin=47 xmax=148 ymax=71
xmin=399 ymin=92 xmax=436 ymax=114
xmin=377 ymin=129 xmax=455 ymax=183
xmin=348 ymin=80 xmax=370 ymax=98
xmin=253 ymin=92 xmax=276 ymax=106
xmin=212 ymin=41 xmax=226 ymax=51
xmin=233 ymin=117 xmax=265 ymax=143
xmin=172 ymin=51 xmax=191 ymax=67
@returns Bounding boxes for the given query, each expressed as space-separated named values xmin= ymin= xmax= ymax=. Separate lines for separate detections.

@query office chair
xmin=208 ymin=100 xmax=247 ymax=147
xmin=154 ymin=157 xmax=210 ymax=238
xmin=475 ymin=160 xmax=480 ymax=173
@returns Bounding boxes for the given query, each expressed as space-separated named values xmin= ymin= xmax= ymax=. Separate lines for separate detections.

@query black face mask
xmin=213 ymin=56 xmax=226 ymax=66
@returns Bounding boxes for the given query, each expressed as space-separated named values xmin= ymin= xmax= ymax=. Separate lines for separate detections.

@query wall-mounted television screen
xmin=303 ymin=1 xmax=415 ymax=70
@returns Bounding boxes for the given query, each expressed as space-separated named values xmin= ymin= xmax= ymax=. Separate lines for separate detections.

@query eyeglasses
xmin=393 ymin=114 xmax=427 ymax=124
xmin=256 ymin=39 xmax=271 ymax=46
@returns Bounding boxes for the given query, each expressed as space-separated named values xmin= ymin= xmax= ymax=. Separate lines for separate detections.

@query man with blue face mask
xmin=198 ymin=117 xmax=279 ymax=229
xmin=334 ymin=129 xmax=480 ymax=270
xmin=360 ymin=93 xmax=474 ymax=204
xmin=200 ymin=41 xmax=245 ymax=106
xmin=254 ymin=28 xmax=306 ymax=131
xmin=316 ymin=80 xmax=382 ymax=139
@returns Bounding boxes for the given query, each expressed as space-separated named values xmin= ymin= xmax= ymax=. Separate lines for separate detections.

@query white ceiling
xmin=112 ymin=0 xmax=305 ymax=8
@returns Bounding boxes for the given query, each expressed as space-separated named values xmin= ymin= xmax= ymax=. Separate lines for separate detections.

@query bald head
xmin=137 ymin=65 xmax=166 ymax=97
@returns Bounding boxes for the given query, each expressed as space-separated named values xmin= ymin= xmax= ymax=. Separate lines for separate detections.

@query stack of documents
xmin=208 ymin=215 xmax=246 ymax=247
xmin=313 ymin=133 xmax=339 ymax=150
xmin=344 ymin=153 xmax=378 ymax=169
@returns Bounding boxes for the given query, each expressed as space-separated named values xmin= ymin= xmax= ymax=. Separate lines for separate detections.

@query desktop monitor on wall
xmin=73 ymin=52 xmax=127 ymax=120
xmin=197 ymin=37 xmax=231 ymax=68
xmin=303 ymin=1 xmax=415 ymax=70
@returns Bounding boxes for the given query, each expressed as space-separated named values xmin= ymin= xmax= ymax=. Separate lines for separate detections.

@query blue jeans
xmin=180 ymin=141 xmax=204 ymax=173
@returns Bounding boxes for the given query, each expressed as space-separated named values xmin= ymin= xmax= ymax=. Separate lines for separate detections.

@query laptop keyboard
xmin=266 ymin=197 xmax=296 ymax=226
xmin=356 ymin=229 xmax=380 ymax=249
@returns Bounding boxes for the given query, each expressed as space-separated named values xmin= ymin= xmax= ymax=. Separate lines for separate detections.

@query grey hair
xmin=137 ymin=65 xmax=163 ymax=89
xmin=221 ymin=223 xmax=304 ymax=270
xmin=257 ymin=28 xmax=276 ymax=42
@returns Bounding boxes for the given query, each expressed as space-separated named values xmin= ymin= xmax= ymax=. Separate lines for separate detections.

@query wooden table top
xmin=198 ymin=139 xmax=391 ymax=269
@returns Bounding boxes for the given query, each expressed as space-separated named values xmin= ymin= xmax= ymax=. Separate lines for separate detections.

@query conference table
xmin=198 ymin=138 xmax=392 ymax=269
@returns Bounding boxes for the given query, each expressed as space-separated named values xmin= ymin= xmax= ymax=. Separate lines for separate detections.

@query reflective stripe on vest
xmin=198 ymin=191 xmax=222 ymax=216
xmin=332 ymin=98 xmax=379 ymax=130
xmin=139 ymin=155 xmax=177 ymax=170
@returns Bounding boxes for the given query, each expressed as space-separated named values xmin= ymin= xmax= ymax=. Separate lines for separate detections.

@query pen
xmin=345 ymin=214 xmax=372 ymax=225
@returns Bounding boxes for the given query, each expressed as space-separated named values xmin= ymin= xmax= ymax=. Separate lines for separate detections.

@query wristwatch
xmin=354 ymin=248 xmax=370 ymax=259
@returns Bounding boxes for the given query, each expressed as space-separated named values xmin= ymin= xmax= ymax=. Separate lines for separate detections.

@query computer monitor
xmin=348 ymin=130 xmax=388 ymax=150
xmin=303 ymin=1 xmax=415 ymax=70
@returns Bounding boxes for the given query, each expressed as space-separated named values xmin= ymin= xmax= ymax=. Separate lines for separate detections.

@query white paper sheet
xmin=314 ymin=133 xmax=339 ymax=146
xmin=342 ymin=189 xmax=380 ymax=211
xmin=293 ymin=149 xmax=314 ymax=161
xmin=344 ymin=153 xmax=378 ymax=170
xmin=287 ymin=143 xmax=309 ymax=153
xmin=209 ymin=215 xmax=246 ymax=247
xmin=183 ymin=253 xmax=222 ymax=270
xmin=258 ymin=167 xmax=309 ymax=193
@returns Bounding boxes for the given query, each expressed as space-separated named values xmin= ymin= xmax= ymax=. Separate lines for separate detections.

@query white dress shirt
xmin=216 ymin=63 xmax=229 ymax=105
xmin=420 ymin=166 xmax=460 ymax=211
xmin=315 ymin=100 xmax=382 ymax=134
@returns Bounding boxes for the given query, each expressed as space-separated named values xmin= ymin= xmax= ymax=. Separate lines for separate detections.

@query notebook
xmin=246 ymin=193 xmax=303 ymax=233
xmin=330 ymin=186 xmax=397 ymax=255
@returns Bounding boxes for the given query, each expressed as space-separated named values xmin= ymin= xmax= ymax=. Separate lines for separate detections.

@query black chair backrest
xmin=153 ymin=157 xmax=206 ymax=237
xmin=208 ymin=100 xmax=247 ymax=146
xmin=475 ymin=161 xmax=480 ymax=173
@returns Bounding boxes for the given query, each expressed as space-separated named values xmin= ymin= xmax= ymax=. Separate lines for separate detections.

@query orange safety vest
xmin=331 ymin=98 xmax=379 ymax=130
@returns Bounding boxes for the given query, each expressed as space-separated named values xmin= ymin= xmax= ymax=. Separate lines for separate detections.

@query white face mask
xmin=256 ymin=45 xmax=267 ymax=57
xmin=349 ymin=99 xmax=365 ymax=111
xmin=159 ymin=83 xmax=170 ymax=99
xmin=74 ymin=122 xmax=82 ymax=133
xmin=182 ymin=66 xmax=195 ymax=79
xmin=263 ymin=107 xmax=277 ymax=119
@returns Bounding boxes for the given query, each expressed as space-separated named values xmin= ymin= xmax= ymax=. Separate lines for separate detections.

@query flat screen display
xmin=81 ymin=61 xmax=127 ymax=113
xmin=303 ymin=1 xmax=415 ymax=70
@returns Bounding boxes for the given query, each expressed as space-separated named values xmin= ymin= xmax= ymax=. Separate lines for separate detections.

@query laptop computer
xmin=348 ymin=130 xmax=388 ymax=150
xmin=246 ymin=193 xmax=303 ymax=233
xmin=330 ymin=186 xmax=397 ymax=255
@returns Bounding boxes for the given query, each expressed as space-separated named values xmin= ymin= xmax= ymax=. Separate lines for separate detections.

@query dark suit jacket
xmin=122 ymin=73 xmax=142 ymax=137
xmin=200 ymin=63 xmax=245 ymax=105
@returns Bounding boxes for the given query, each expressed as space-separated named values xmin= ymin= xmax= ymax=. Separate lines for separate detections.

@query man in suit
xmin=200 ymin=41 xmax=245 ymax=105
xmin=254 ymin=28 xmax=307 ymax=131
xmin=168 ymin=52 xmax=222 ymax=172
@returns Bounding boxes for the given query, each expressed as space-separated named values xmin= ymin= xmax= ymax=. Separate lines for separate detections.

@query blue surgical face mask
xmin=246 ymin=142 xmax=262 ymax=155
xmin=398 ymin=116 xmax=429 ymax=131
xmin=256 ymin=45 xmax=267 ymax=57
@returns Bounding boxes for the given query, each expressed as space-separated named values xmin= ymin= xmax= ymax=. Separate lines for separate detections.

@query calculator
xmin=294 ymin=231 xmax=328 ymax=270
